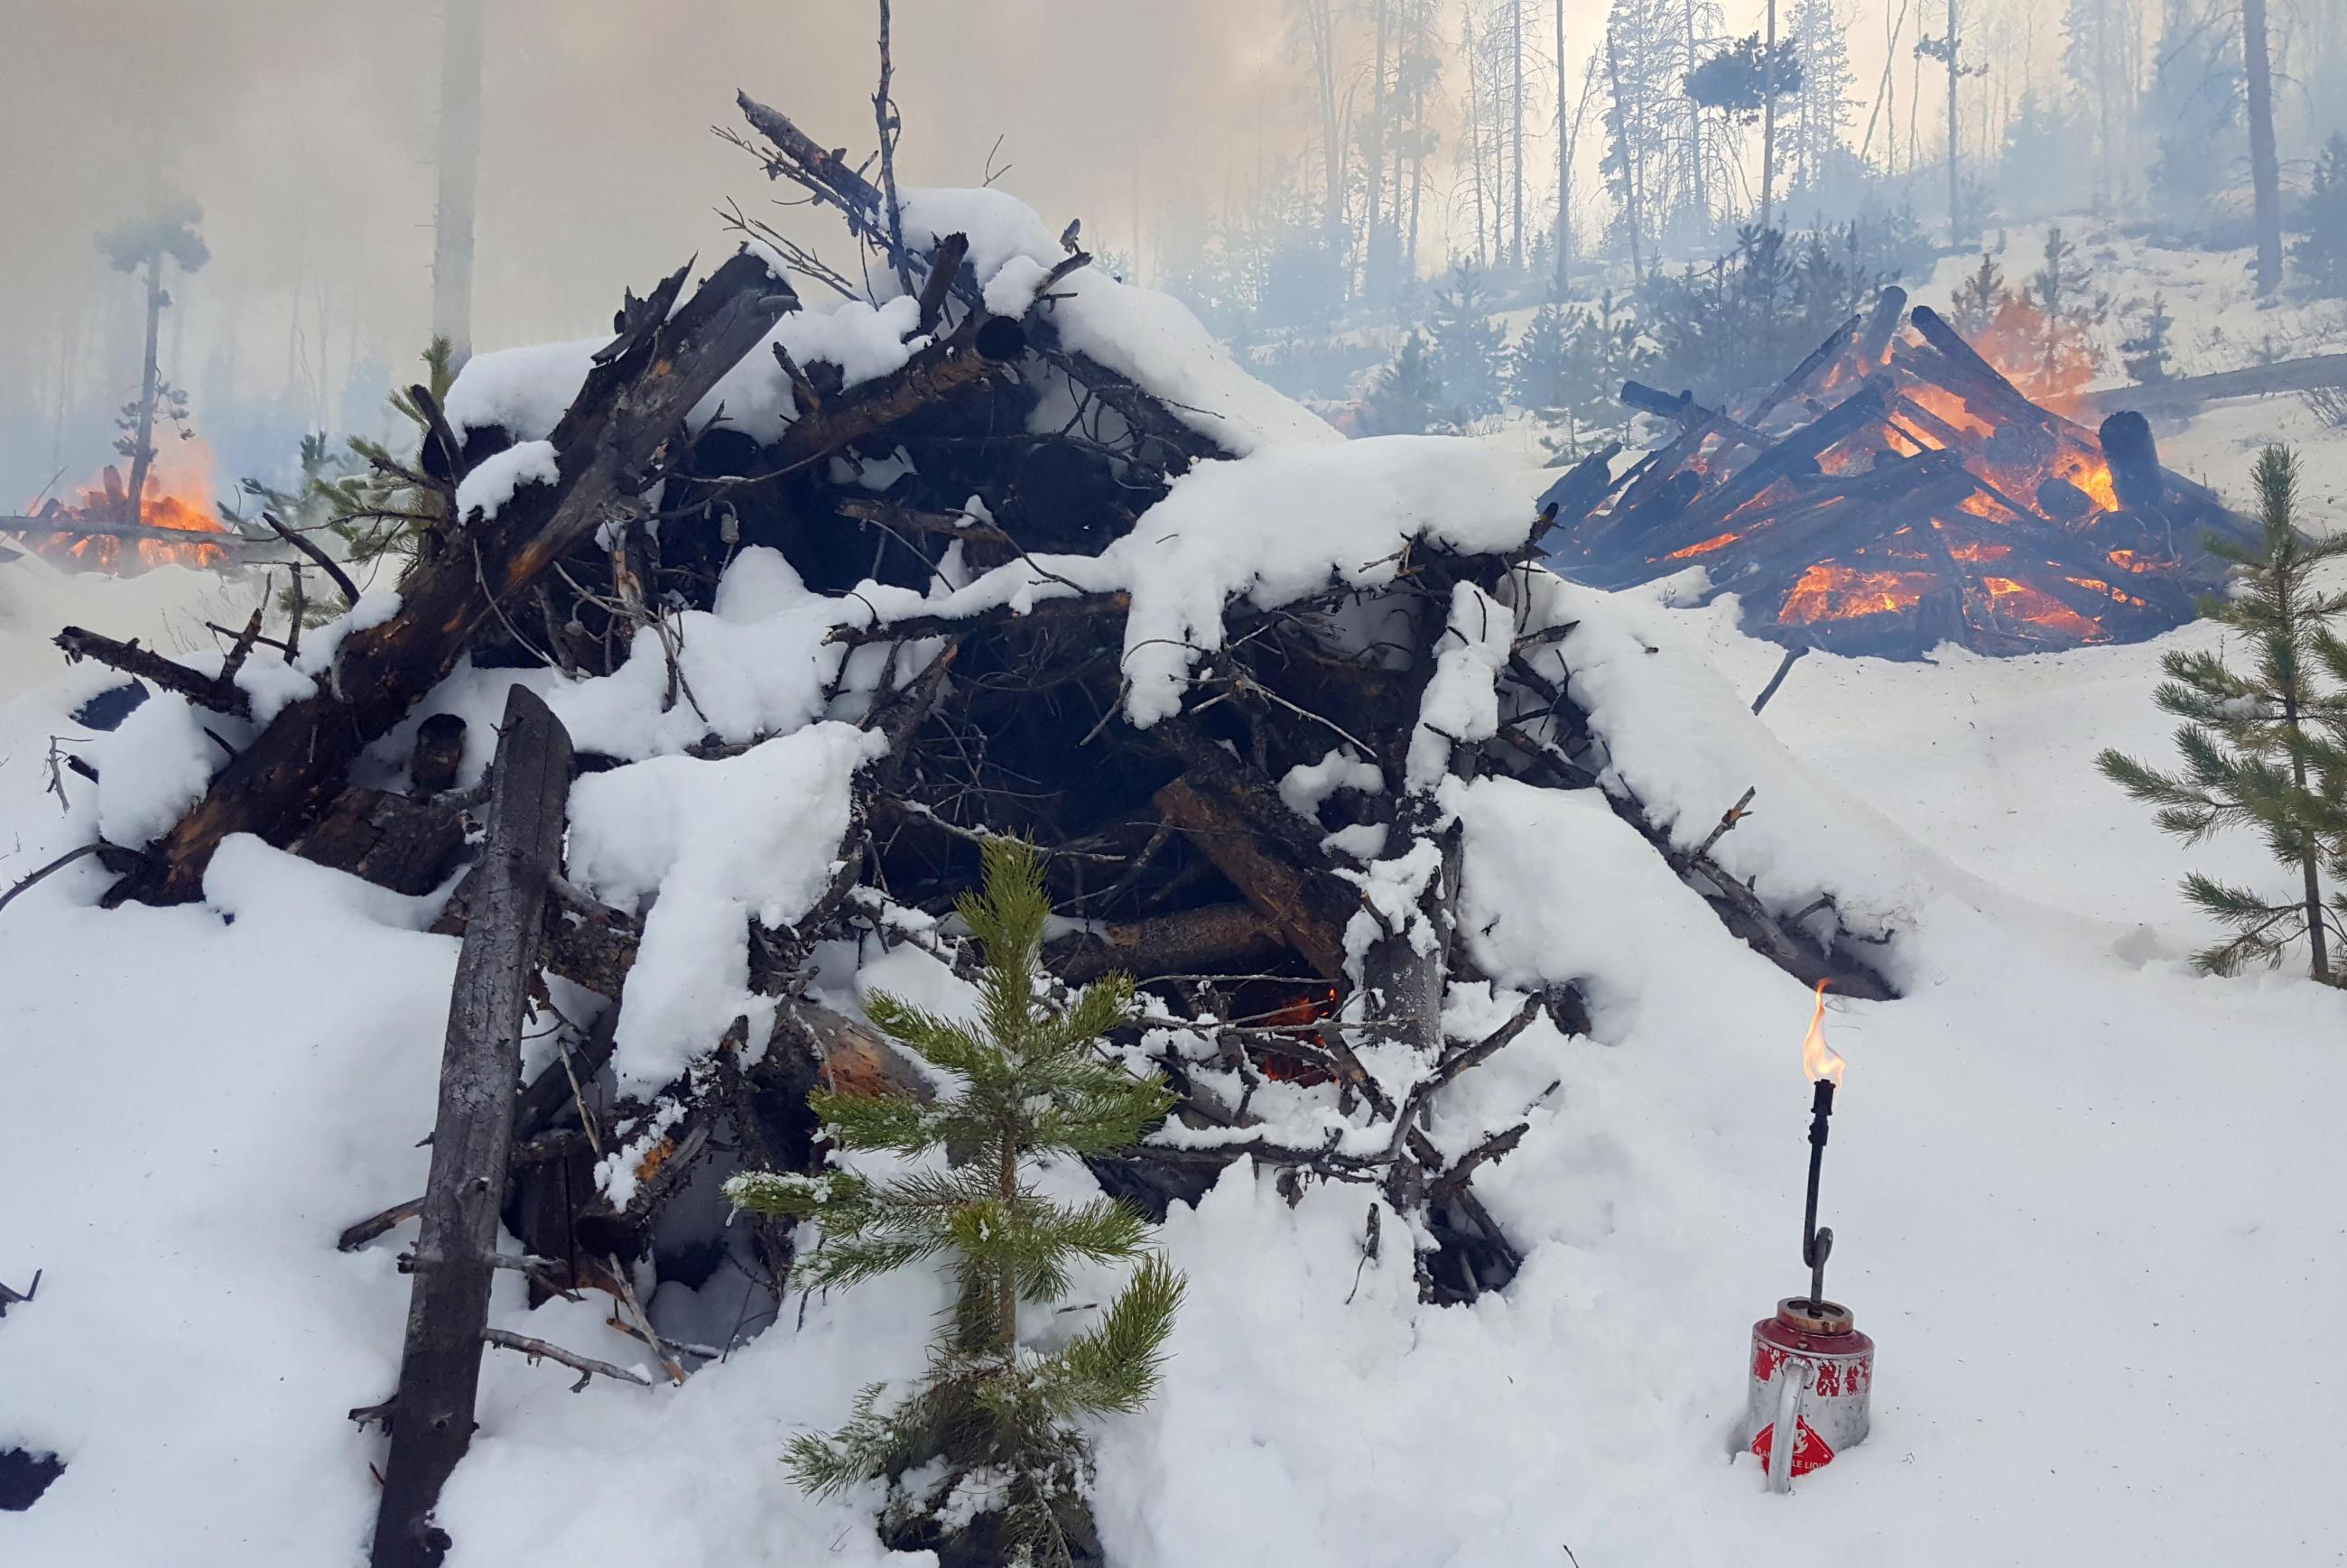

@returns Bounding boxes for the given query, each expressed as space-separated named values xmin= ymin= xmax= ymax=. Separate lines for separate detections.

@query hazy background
xmin=3 ymin=0 xmax=2339 ymax=502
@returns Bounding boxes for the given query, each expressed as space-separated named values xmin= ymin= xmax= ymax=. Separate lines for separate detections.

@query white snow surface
xmin=10 ymin=209 xmax=2347 ymax=1566
xmin=442 ymin=336 xmax=605 ymax=443
xmin=897 ymin=187 xmax=1342 ymax=459
xmin=453 ymin=439 xmax=561 ymax=523
xmin=10 ymin=549 xmax=2346 ymax=1563
xmin=566 ymin=721 xmax=884 ymax=1089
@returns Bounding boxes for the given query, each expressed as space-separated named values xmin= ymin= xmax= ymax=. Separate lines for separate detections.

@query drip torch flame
xmin=1802 ymin=979 xmax=1843 ymax=1086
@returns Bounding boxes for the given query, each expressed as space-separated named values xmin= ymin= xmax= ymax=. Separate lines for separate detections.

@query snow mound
xmin=443 ymin=186 xmax=1340 ymax=461
xmin=567 ymin=721 xmax=884 ymax=1089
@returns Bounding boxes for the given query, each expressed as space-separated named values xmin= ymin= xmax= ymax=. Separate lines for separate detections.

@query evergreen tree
xmin=1950 ymin=253 xmax=2008 ymax=337
xmin=1427 ymin=263 xmax=1507 ymax=420
xmin=2024 ymin=227 xmax=2109 ymax=393
xmin=2290 ymin=133 xmax=2347 ymax=298
xmin=1515 ymin=292 xmax=1656 ymax=457
xmin=1508 ymin=302 xmax=1570 ymax=412
xmin=1363 ymin=331 xmax=1447 ymax=434
xmin=727 ymin=840 xmax=1183 ymax=1564
xmin=288 ymin=339 xmax=460 ymax=575
xmin=2120 ymin=292 xmax=2175 ymax=383
xmin=2098 ymin=447 xmax=2347 ymax=982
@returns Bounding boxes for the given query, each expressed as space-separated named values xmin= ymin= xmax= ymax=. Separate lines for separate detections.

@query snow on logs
xmin=72 ymin=90 xmax=1901 ymax=1334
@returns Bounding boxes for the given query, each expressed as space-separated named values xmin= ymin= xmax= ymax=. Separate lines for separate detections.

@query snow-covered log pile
xmin=19 ymin=92 xmax=1908 ymax=1566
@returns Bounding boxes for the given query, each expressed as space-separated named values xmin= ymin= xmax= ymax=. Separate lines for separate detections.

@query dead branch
xmin=54 ymin=626 xmax=250 ymax=718
xmin=481 ymin=1327 xmax=654 ymax=1389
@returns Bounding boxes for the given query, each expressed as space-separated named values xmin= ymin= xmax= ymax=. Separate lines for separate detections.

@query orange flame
xmin=1779 ymin=562 xmax=1932 ymax=625
xmin=28 ymin=442 xmax=228 ymax=573
xmin=1967 ymin=294 xmax=2098 ymax=418
xmin=1802 ymin=979 xmax=1842 ymax=1086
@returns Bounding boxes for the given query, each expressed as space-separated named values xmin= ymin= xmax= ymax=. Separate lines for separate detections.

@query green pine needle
xmin=2105 ymin=447 xmax=2347 ymax=983
xmin=723 ymin=836 xmax=1184 ymax=1551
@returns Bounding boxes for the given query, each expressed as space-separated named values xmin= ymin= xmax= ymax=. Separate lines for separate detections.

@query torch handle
xmin=1801 ymin=1080 xmax=1834 ymax=1304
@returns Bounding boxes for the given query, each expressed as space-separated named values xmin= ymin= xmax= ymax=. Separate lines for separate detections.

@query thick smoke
xmin=0 ymin=0 xmax=1275 ymax=486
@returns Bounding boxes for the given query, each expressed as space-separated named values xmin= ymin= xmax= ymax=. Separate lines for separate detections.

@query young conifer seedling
xmin=726 ymin=839 xmax=1183 ymax=1565
xmin=2098 ymin=445 xmax=2347 ymax=980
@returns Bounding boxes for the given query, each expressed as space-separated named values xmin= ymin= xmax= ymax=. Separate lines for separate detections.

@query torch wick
xmin=1803 ymin=1078 xmax=1834 ymax=1307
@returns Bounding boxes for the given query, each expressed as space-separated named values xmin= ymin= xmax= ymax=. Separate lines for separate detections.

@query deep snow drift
xmin=5 ymin=201 xmax=2346 ymax=1567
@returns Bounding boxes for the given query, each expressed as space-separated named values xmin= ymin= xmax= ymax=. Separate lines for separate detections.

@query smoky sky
xmin=1 ymin=0 xmax=1938 ymax=468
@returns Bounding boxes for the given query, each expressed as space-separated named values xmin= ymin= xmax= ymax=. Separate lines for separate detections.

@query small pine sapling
xmin=1364 ymin=331 xmax=1447 ymax=435
xmin=2120 ymin=292 xmax=2175 ymax=384
xmin=2098 ymin=447 xmax=2347 ymax=981
xmin=2024 ymin=227 xmax=2107 ymax=395
xmin=1949 ymin=253 xmax=2008 ymax=338
xmin=301 ymin=339 xmax=461 ymax=574
xmin=1426 ymin=262 xmax=1507 ymax=421
xmin=727 ymin=840 xmax=1184 ymax=1565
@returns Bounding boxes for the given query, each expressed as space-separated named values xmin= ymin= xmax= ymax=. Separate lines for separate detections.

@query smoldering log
xmin=1047 ymin=902 xmax=1288 ymax=984
xmin=290 ymin=788 xmax=467 ymax=896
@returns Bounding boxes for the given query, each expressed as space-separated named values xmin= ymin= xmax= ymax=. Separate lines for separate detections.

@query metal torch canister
xmin=1747 ymin=1297 xmax=1874 ymax=1487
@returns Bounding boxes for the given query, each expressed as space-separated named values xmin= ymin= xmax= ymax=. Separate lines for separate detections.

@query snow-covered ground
xmin=5 ymin=217 xmax=2347 ymax=1567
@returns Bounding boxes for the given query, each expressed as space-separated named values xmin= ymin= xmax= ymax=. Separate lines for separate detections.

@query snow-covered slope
xmin=5 ymin=565 xmax=2342 ymax=1565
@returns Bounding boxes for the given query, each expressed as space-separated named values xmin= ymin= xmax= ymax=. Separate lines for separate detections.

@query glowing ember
xmin=1948 ymin=540 xmax=2013 ymax=563
xmin=1780 ymin=563 xmax=1932 ymax=625
xmin=1666 ymin=530 xmax=1743 ymax=560
xmin=1801 ymin=980 xmax=1842 ymax=1086
xmin=1981 ymin=576 xmax=2109 ymax=642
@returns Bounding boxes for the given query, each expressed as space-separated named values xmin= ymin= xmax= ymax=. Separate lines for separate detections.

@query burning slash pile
xmin=1541 ymin=289 xmax=2259 ymax=657
xmin=44 ymin=90 xmax=1898 ymax=1564
xmin=7 ymin=455 xmax=237 ymax=574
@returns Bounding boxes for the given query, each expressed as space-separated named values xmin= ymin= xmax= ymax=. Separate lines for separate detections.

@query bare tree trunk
xmin=1607 ymin=30 xmax=1645 ymax=278
xmin=1945 ymin=0 xmax=1960 ymax=240
xmin=122 ymin=251 xmax=164 ymax=526
xmin=1683 ymin=0 xmax=1708 ymax=232
xmin=1554 ymin=0 xmax=1571 ymax=293
xmin=1511 ymin=0 xmax=1526 ymax=273
xmin=2245 ymin=0 xmax=2284 ymax=297
xmin=1408 ymin=14 xmax=1429 ymax=277
xmin=1762 ymin=0 xmax=1780 ymax=228
xmin=2095 ymin=0 xmax=2115 ymax=208
xmin=1366 ymin=0 xmax=1390 ymax=298
xmin=1467 ymin=7 xmax=1490 ymax=269
xmin=2280 ymin=682 xmax=2333 ymax=980
xmin=432 ymin=0 xmax=486 ymax=368
xmin=1307 ymin=0 xmax=1346 ymax=264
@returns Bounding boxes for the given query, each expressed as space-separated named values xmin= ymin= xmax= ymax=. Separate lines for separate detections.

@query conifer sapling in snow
xmin=1364 ymin=330 xmax=1446 ymax=435
xmin=725 ymin=840 xmax=1183 ymax=1564
xmin=2098 ymin=447 xmax=2347 ymax=981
